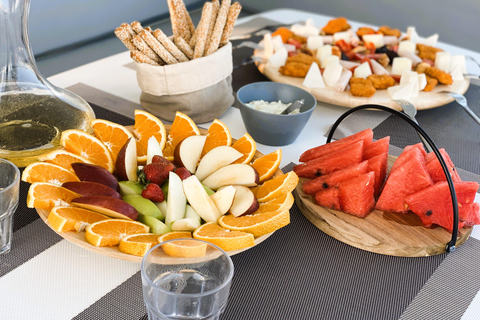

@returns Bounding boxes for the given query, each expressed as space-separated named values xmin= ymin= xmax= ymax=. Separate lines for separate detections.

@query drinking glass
xmin=0 ymin=159 xmax=20 ymax=254
xmin=141 ymin=238 xmax=234 ymax=320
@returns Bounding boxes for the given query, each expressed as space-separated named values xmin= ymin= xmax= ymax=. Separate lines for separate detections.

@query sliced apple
xmin=115 ymin=137 xmax=138 ymax=182
xmin=201 ymin=164 xmax=259 ymax=191
xmin=229 ymin=185 xmax=259 ymax=217
xmin=182 ymin=175 xmax=222 ymax=223
xmin=165 ymin=171 xmax=186 ymax=227
xmin=156 ymin=200 xmax=167 ymax=218
xmin=146 ymin=136 xmax=163 ymax=165
xmin=138 ymin=214 xmax=171 ymax=234
xmin=195 ymin=146 xmax=243 ymax=181
xmin=171 ymin=218 xmax=201 ymax=232
xmin=71 ymin=162 xmax=119 ymax=191
xmin=210 ymin=186 xmax=236 ymax=215
xmin=62 ymin=181 xmax=122 ymax=199
xmin=118 ymin=181 xmax=144 ymax=196
xmin=122 ymin=194 xmax=164 ymax=220
xmin=71 ymin=195 xmax=138 ymax=220
xmin=173 ymin=135 xmax=206 ymax=174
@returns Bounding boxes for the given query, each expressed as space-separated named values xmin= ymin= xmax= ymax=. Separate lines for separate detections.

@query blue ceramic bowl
xmin=236 ymin=82 xmax=316 ymax=146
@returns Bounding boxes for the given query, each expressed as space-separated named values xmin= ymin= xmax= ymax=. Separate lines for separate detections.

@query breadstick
xmin=204 ymin=0 xmax=231 ymax=56
xmin=176 ymin=0 xmax=195 ymax=37
xmin=220 ymin=2 xmax=242 ymax=46
xmin=131 ymin=21 xmax=144 ymax=34
xmin=115 ymin=25 xmax=137 ymax=51
xmin=132 ymin=34 xmax=163 ymax=63
xmin=175 ymin=36 xmax=194 ymax=59
xmin=120 ymin=23 xmax=136 ymax=39
xmin=130 ymin=50 xmax=161 ymax=66
xmin=168 ymin=0 xmax=192 ymax=42
xmin=153 ymin=29 xmax=189 ymax=62
xmin=193 ymin=2 xmax=214 ymax=59
xmin=167 ymin=0 xmax=180 ymax=41
xmin=206 ymin=0 xmax=220 ymax=48
xmin=140 ymin=30 xmax=178 ymax=64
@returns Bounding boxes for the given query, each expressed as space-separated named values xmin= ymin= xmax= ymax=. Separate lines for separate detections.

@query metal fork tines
xmin=393 ymin=99 xmax=433 ymax=152
xmin=439 ymin=91 xmax=480 ymax=125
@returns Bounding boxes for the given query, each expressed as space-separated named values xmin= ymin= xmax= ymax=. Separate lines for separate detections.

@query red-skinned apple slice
xmin=71 ymin=195 xmax=138 ymax=220
xmin=115 ymin=137 xmax=138 ymax=182
xmin=195 ymin=146 xmax=243 ymax=181
xmin=229 ymin=185 xmax=259 ymax=217
xmin=71 ymin=162 xmax=119 ymax=191
xmin=210 ymin=185 xmax=236 ymax=215
xmin=182 ymin=175 xmax=222 ymax=223
xmin=62 ymin=181 xmax=122 ymax=199
xmin=201 ymin=164 xmax=259 ymax=190
xmin=173 ymin=135 xmax=206 ymax=174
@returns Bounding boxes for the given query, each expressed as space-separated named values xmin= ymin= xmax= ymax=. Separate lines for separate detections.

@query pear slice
xmin=195 ymin=146 xmax=243 ymax=181
xmin=182 ymin=175 xmax=222 ymax=223
xmin=118 ymin=181 xmax=144 ymax=196
xmin=165 ymin=172 xmax=186 ymax=227
xmin=210 ymin=186 xmax=236 ymax=215
xmin=138 ymin=214 xmax=171 ymax=234
xmin=123 ymin=194 xmax=164 ymax=220
xmin=201 ymin=164 xmax=259 ymax=191
xmin=173 ymin=135 xmax=206 ymax=174
xmin=229 ymin=186 xmax=259 ymax=217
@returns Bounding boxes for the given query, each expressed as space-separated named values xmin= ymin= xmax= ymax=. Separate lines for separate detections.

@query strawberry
xmin=138 ymin=160 xmax=176 ymax=185
xmin=141 ymin=183 xmax=165 ymax=202
xmin=175 ymin=167 xmax=192 ymax=180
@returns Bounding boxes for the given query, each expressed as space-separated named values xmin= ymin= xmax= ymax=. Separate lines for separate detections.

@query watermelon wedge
xmin=464 ymin=202 xmax=480 ymax=226
xmin=367 ymin=152 xmax=388 ymax=198
xmin=389 ymin=143 xmax=427 ymax=173
xmin=375 ymin=148 xmax=433 ymax=213
xmin=425 ymin=148 xmax=462 ymax=183
xmin=299 ymin=128 xmax=373 ymax=162
xmin=339 ymin=171 xmax=376 ymax=218
xmin=363 ymin=136 xmax=390 ymax=160
xmin=293 ymin=140 xmax=364 ymax=179
xmin=302 ymin=161 xmax=369 ymax=195
xmin=314 ymin=187 xmax=341 ymax=211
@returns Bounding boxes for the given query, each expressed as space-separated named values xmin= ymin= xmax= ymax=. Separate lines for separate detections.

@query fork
xmin=393 ymin=99 xmax=433 ymax=152
xmin=438 ymin=91 xmax=480 ymax=125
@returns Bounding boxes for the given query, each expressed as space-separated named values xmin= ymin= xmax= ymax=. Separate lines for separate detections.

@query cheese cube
xmin=400 ymin=71 xmax=420 ymax=97
xmin=391 ymin=57 xmax=413 ymax=75
xmin=284 ymin=43 xmax=296 ymax=52
xmin=435 ymin=52 xmax=451 ymax=72
xmin=303 ymin=62 xmax=326 ymax=88
xmin=417 ymin=73 xmax=427 ymax=91
xmin=450 ymin=55 xmax=467 ymax=74
xmin=333 ymin=31 xmax=350 ymax=43
xmin=354 ymin=61 xmax=372 ymax=78
xmin=320 ymin=55 xmax=339 ymax=69
xmin=406 ymin=26 xmax=420 ymax=43
xmin=307 ymin=35 xmax=324 ymax=51
xmin=316 ymin=45 xmax=332 ymax=61
xmin=323 ymin=61 xmax=343 ymax=87
xmin=266 ymin=47 xmax=288 ymax=68
xmin=263 ymin=33 xmax=274 ymax=59
xmin=388 ymin=83 xmax=415 ymax=100
xmin=450 ymin=66 xmax=464 ymax=81
xmin=398 ymin=41 xmax=416 ymax=55
xmin=362 ymin=34 xmax=385 ymax=48
xmin=421 ymin=34 xmax=439 ymax=47
xmin=272 ymin=35 xmax=284 ymax=53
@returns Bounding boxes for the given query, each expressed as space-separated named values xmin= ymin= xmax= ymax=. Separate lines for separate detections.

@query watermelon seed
xmin=322 ymin=183 xmax=329 ymax=189
xmin=426 ymin=210 xmax=433 ymax=216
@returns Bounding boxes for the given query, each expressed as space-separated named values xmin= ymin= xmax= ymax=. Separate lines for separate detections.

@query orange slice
xmin=218 ymin=209 xmax=290 ymax=238
xmin=193 ymin=222 xmax=255 ymax=251
xmin=158 ymin=233 xmax=208 ymax=258
xmin=162 ymin=111 xmax=200 ymax=160
xmin=85 ymin=219 xmax=150 ymax=247
xmin=201 ymin=119 xmax=232 ymax=158
xmin=60 ymin=129 xmax=114 ymax=172
xmin=119 ymin=233 xmax=159 ymax=256
xmin=91 ymin=119 xmax=133 ymax=162
xmin=251 ymin=149 xmax=282 ymax=182
xmin=133 ymin=110 xmax=167 ymax=163
xmin=22 ymin=162 xmax=80 ymax=185
xmin=27 ymin=182 xmax=80 ymax=211
xmin=254 ymin=192 xmax=295 ymax=214
xmin=232 ymin=133 xmax=256 ymax=164
xmin=38 ymin=149 xmax=93 ymax=172
xmin=252 ymin=171 xmax=299 ymax=202
xmin=48 ymin=206 xmax=110 ymax=232
xmin=157 ymin=231 xmax=193 ymax=243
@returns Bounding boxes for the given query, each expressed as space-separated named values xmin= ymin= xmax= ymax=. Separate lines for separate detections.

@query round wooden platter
xmin=295 ymin=155 xmax=472 ymax=257
xmin=35 ymin=125 xmax=281 ymax=262
xmin=254 ymin=50 xmax=470 ymax=111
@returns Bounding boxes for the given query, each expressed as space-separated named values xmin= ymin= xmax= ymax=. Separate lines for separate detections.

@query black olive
xmin=375 ymin=45 xmax=388 ymax=54
xmin=341 ymin=52 xmax=349 ymax=61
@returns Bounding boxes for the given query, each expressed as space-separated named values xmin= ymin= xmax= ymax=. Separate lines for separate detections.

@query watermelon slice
xmin=367 ymin=152 xmax=388 ymax=198
xmin=425 ymin=148 xmax=462 ymax=183
xmin=293 ymin=140 xmax=364 ymax=179
xmin=363 ymin=136 xmax=390 ymax=160
xmin=299 ymin=128 xmax=373 ymax=162
xmin=389 ymin=143 xmax=427 ymax=173
xmin=375 ymin=148 xmax=433 ymax=213
xmin=302 ymin=161 xmax=369 ymax=195
xmin=314 ymin=187 xmax=341 ymax=211
xmin=464 ymin=202 xmax=480 ymax=226
xmin=339 ymin=171 xmax=376 ymax=218
xmin=404 ymin=181 xmax=479 ymax=232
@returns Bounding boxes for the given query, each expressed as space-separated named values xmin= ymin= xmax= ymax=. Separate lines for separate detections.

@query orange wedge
xmin=27 ymin=182 xmax=81 ymax=211
xmin=193 ymin=222 xmax=254 ymax=251
xmin=119 ymin=233 xmax=159 ymax=256
xmin=252 ymin=171 xmax=299 ymax=202
xmin=254 ymin=192 xmax=295 ymax=214
xmin=85 ymin=219 xmax=150 ymax=247
xmin=22 ymin=162 xmax=80 ymax=185
xmin=157 ymin=231 xmax=193 ymax=242
xmin=232 ymin=133 xmax=257 ymax=164
xmin=251 ymin=149 xmax=282 ymax=182
xmin=133 ymin=110 xmax=167 ymax=163
xmin=60 ymin=129 xmax=114 ymax=172
xmin=201 ymin=119 xmax=232 ymax=158
xmin=91 ymin=119 xmax=133 ymax=162
xmin=218 ymin=209 xmax=290 ymax=238
xmin=162 ymin=111 xmax=200 ymax=160
xmin=48 ymin=206 xmax=110 ymax=232
xmin=38 ymin=149 xmax=93 ymax=172
xmin=158 ymin=232 xmax=195 ymax=257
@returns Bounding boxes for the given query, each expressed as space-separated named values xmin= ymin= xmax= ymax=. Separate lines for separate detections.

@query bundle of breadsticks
xmin=115 ymin=0 xmax=242 ymax=66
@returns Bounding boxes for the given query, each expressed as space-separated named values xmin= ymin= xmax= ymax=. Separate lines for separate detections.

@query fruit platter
xmin=253 ymin=17 xmax=470 ymax=110
xmin=23 ymin=110 xmax=297 ymax=262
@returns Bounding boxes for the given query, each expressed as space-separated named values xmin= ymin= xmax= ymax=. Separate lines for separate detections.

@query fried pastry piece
xmin=322 ymin=17 xmax=351 ymax=35
xmin=286 ymin=52 xmax=320 ymax=65
xmin=356 ymin=27 xmax=375 ymax=39
xmin=378 ymin=26 xmax=401 ymax=38
xmin=416 ymin=43 xmax=443 ymax=62
xmin=292 ymin=34 xmax=307 ymax=44
xmin=272 ymin=27 xmax=294 ymax=43
xmin=415 ymin=62 xmax=432 ymax=74
xmin=425 ymin=66 xmax=453 ymax=85
xmin=423 ymin=75 xmax=438 ymax=92
xmin=332 ymin=46 xmax=342 ymax=58
xmin=367 ymin=74 xmax=396 ymax=90
xmin=279 ymin=62 xmax=311 ymax=77
xmin=349 ymin=78 xmax=376 ymax=97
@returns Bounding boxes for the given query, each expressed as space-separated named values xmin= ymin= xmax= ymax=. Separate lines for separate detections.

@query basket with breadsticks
xmin=115 ymin=0 xmax=242 ymax=123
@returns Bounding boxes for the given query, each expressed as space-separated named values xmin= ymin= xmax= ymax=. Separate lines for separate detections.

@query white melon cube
xmin=303 ymin=62 xmax=326 ymax=88
xmin=362 ymin=34 xmax=385 ymax=48
xmin=284 ymin=44 xmax=296 ymax=52
xmin=450 ymin=66 xmax=465 ymax=81
xmin=291 ymin=23 xmax=319 ymax=38
xmin=450 ymin=55 xmax=467 ymax=74
xmin=272 ymin=35 xmax=284 ymax=53
xmin=400 ymin=71 xmax=420 ymax=97
xmin=316 ymin=45 xmax=332 ymax=61
xmin=397 ymin=41 xmax=416 ymax=55
xmin=391 ymin=57 xmax=413 ymax=75
xmin=267 ymin=47 xmax=288 ymax=68
xmin=263 ymin=33 xmax=274 ymax=59
xmin=388 ymin=83 xmax=415 ymax=100
xmin=333 ymin=31 xmax=350 ymax=43
xmin=383 ymin=36 xmax=399 ymax=46
xmin=353 ymin=61 xmax=372 ymax=79
xmin=322 ymin=35 xmax=333 ymax=44
xmin=421 ymin=34 xmax=439 ymax=47
xmin=323 ymin=61 xmax=343 ymax=87
xmin=307 ymin=35 xmax=324 ymax=51
xmin=417 ymin=73 xmax=427 ymax=91
xmin=435 ymin=52 xmax=451 ymax=72
xmin=406 ymin=26 xmax=420 ymax=43
xmin=320 ymin=55 xmax=339 ymax=69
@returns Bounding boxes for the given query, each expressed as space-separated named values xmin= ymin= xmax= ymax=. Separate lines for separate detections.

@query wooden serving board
xmin=295 ymin=155 xmax=472 ymax=257
xmin=35 ymin=125 xmax=281 ymax=262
